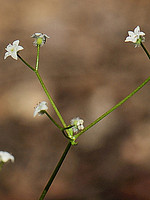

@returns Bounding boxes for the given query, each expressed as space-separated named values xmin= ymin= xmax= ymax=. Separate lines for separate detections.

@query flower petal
xmin=13 ymin=40 xmax=20 ymax=46
xmin=11 ymin=52 xmax=18 ymax=60
xmin=128 ymin=31 xmax=134 ymax=37
xmin=33 ymin=101 xmax=48 ymax=117
xmin=0 ymin=151 xmax=14 ymax=163
xmin=4 ymin=52 xmax=10 ymax=59
xmin=17 ymin=46 xmax=24 ymax=51
xmin=134 ymin=26 xmax=140 ymax=34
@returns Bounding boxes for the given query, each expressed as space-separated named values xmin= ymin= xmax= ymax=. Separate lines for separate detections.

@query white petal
xmin=31 ymin=33 xmax=42 ymax=38
xmin=17 ymin=46 xmax=24 ymax=51
xmin=132 ymin=37 xmax=138 ymax=43
xmin=33 ymin=101 xmax=48 ymax=117
xmin=11 ymin=52 xmax=18 ymax=60
xmin=125 ymin=36 xmax=133 ymax=42
xmin=0 ymin=151 xmax=14 ymax=163
xmin=5 ymin=44 xmax=12 ymax=51
xmin=13 ymin=40 xmax=20 ymax=46
xmin=128 ymin=31 xmax=134 ymax=37
xmin=33 ymin=109 xmax=38 ymax=117
xmin=43 ymin=34 xmax=50 ymax=38
xmin=134 ymin=26 xmax=140 ymax=34
xmin=4 ymin=52 xmax=10 ymax=59
xmin=139 ymin=31 xmax=145 ymax=36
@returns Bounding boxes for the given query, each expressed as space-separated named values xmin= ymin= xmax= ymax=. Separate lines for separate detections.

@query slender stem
xmin=141 ymin=42 xmax=150 ymax=59
xmin=35 ymin=47 xmax=66 ymax=127
xmin=0 ymin=162 xmax=4 ymax=170
xmin=18 ymin=54 xmax=67 ymax=128
xmin=36 ymin=45 xmax=40 ymax=71
xmin=39 ymin=142 xmax=72 ymax=200
xmin=75 ymin=76 xmax=150 ymax=139
xmin=35 ymin=71 xmax=67 ymax=127
xmin=44 ymin=111 xmax=71 ymax=140
xmin=44 ymin=111 xmax=63 ymax=130
xmin=18 ymin=54 xmax=35 ymax=71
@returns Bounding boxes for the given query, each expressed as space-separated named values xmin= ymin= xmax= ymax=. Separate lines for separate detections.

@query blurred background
xmin=0 ymin=0 xmax=150 ymax=199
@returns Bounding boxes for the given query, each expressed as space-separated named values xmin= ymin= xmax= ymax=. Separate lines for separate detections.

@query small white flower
xmin=125 ymin=26 xmax=145 ymax=47
xmin=70 ymin=117 xmax=84 ymax=133
xmin=33 ymin=101 xmax=48 ymax=117
xmin=31 ymin=33 xmax=50 ymax=46
xmin=4 ymin=40 xmax=24 ymax=60
xmin=0 ymin=151 xmax=14 ymax=163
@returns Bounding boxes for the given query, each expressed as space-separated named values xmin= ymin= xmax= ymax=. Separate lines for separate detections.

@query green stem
xmin=18 ymin=55 xmax=66 ymax=128
xmin=36 ymin=45 xmax=40 ymax=71
xmin=39 ymin=142 xmax=72 ymax=200
xmin=75 ymin=76 xmax=150 ymax=139
xmin=18 ymin=54 xmax=35 ymax=71
xmin=35 ymin=71 xmax=67 ymax=127
xmin=0 ymin=162 xmax=4 ymax=170
xmin=141 ymin=42 xmax=150 ymax=59
xmin=44 ymin=111 xmax=63 ymax=130
xmin=44 ymin=111 xmax=71 ymax=140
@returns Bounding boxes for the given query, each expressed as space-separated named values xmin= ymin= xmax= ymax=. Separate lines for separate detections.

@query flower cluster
xmin=70 ymin=117 xmax=84 ymax=133
xmin=125 ymin=26 xmax=145 ymax=47
xmin=33 ymin=101 xmax=48 ymax=117
xmin=0 ymin=151 xmax=14 ymax=163
xmin=31 ymin=33 xmax=50 ymax=47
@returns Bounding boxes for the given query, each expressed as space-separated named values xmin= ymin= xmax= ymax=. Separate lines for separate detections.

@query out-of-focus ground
xmin=0 ymin=0 xmax=150 ymax=199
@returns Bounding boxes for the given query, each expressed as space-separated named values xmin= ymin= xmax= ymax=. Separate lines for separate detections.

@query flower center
xmin=37 ymin=38 xmax=43 ymax=46
xmin=11 ymin=48 xmax=14 ymax=52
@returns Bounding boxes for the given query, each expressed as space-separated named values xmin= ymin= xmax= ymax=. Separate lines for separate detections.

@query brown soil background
xmin=0 ymin=0 xmax=150 ymax=199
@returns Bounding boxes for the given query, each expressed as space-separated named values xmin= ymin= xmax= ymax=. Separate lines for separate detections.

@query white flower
xmin=31 ymin=33 xmax=50 ymax=46
xmin=125 ymin=26 xmax=145 ymax=47
xmin=33 ymin=101 xmax=48 ymax=117
xmin=70 ymin=117 xmax=84 ymax=133
xmin=4 ymin=40 xmax=24 ymax=60
xmin=0 ymin=151 xmax=14 ymax=163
